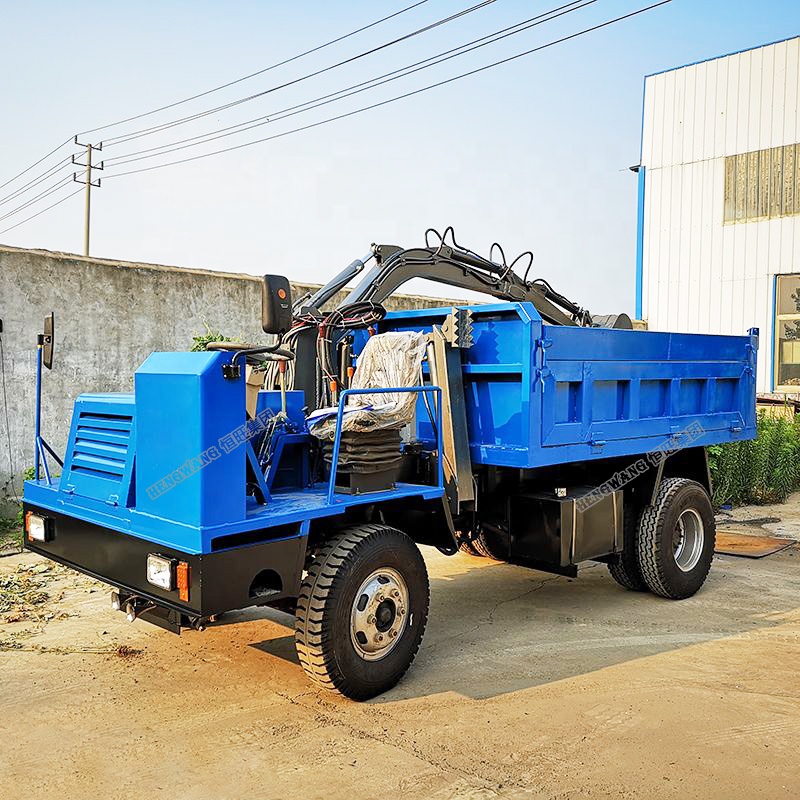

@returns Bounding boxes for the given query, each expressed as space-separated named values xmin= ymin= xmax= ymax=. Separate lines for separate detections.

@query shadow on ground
xmin=232 ymin=545 xmax=800 ymax=702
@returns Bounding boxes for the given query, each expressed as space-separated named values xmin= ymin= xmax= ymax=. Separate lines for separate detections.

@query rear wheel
xmin=607 ymin=504 xmax=648 ymax=592
xmin=295 ymin=524 xmax=429 ymax=700
xmin=637 ymin=478 xmax=715 ymax=599
xmin=455 ymin=530 xmax=482 ymax=556
xmin=471 ymin=526 xmax=508 ymax=560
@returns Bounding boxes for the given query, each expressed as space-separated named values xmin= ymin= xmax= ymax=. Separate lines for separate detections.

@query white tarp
xmin=309 ymin=331 xmax=428 ymax=440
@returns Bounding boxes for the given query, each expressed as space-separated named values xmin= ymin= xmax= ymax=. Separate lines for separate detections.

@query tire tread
xmin=637 ymin=477 xmax=714 ymax=599
xmin=608 ymin=504 xmax=648 ymax=592
xmin=294 ymin=524 xmax=428 ymax=699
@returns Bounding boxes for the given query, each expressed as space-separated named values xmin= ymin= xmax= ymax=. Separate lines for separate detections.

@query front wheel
xmin=295 ymin=524 xmax=429 ymax=700
xmin=637 ymin=478 xmax=715 ymax=599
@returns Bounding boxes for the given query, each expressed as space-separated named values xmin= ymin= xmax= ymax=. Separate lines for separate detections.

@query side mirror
xmin=42 ymin=312 xmax=54 ymax=370
xmin=261 ymin=275 xmax=292 ymax=334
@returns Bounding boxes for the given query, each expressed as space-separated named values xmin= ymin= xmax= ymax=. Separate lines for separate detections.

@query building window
xmin=775 ymin=274 xmax=800 ymax=392
xmin=724 ymin=143 xmax=800 ymax=224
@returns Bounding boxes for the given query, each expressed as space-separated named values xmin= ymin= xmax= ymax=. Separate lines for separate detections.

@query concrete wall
xmin=0 ymin=245 xmax=463 ymax=514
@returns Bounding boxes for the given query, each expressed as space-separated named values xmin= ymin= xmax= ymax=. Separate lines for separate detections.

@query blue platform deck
xmin=25 ymin=478 xmax=444 ymax=555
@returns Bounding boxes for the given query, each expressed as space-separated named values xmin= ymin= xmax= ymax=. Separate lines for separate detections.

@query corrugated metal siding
xmin=641 ymin=37 xmax=800 ymax=392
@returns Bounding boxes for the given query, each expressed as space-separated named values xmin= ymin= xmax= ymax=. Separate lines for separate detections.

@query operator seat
xmin=308 ymin=330 xmax=428 ymax=440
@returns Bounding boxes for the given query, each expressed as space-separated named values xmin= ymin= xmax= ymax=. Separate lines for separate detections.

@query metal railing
xmin=326 ymin=386 xmax=443 ymax=504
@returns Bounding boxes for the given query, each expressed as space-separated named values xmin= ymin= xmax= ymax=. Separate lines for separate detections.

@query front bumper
xmin=23 ymin=504 xmax=308 ymax=633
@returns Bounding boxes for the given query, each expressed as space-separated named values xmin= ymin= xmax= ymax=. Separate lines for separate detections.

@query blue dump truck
xmin=23 ymin=228 xmax=757 ymax=699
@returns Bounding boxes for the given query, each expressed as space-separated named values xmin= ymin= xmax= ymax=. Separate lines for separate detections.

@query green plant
xmin=1 ymin=509 xmax=23 ymax=551
xmin=190 ymin=323 xmax=241 ymax=352
xmin=709 ymin=412 xmax=800 ymax=506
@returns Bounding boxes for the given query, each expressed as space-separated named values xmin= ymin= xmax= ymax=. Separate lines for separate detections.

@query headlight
xmin=26 ymin=513 xmax=52 ymax=542
xmin=146 ymin=554 xmax=175 ymax=590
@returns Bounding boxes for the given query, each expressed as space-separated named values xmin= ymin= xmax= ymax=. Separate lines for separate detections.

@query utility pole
xmin=72 ymin=137 xmax=103 ymax=256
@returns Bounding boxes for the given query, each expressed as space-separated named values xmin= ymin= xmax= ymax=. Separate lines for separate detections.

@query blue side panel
xmin=134 ymin=351 xmax=245 ymax=537
xmin=463 ymin=304 xmax=539 ymax=467
xmin=60 ymin=393 xmax=136 ymax=507
xmin=256 ymin=390 xmax=305 ymax=429
xmin=538 ymin=326 xmax=758 ymax=464
xmin=23 ymin=479 xmax=443 ymax=556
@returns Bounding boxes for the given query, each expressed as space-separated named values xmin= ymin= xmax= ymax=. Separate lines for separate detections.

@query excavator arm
xmin=343 ymin=243 xmax=592 ymax=326
xmin=278 ymin=228 xmax=632 ymax=409
xmin=320 ymin=229 xmax=631 ymax=329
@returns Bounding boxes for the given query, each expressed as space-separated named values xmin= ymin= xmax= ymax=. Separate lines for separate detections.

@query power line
xmin=77 ymin=1 xmax=432 ymax=137
xmin=0 ymin=3 xmax=432 ymax=210
xmin=0 ymin=137 xmax=72 ymax=193
xmin=0 ymin=1 xmax=671 ymax=238
xmin=0 ymin=155 xmax=74 ymax=207
xmin=2 ymin=2 xmax=504 ymax=244
xmin=0 ymin=143 xmax=99 ymax=230
xmin=104 ymin=0 xmax=592 ymax=169
xmin=0 ymin=176 xmax=74 ymax=224
xmin=103 ymin=1 xmax=672 ymax=181
xmin=101 ymin=0 xmax=498 ymax=148
xmin=0 ymin=186 xmax=83 ymax=236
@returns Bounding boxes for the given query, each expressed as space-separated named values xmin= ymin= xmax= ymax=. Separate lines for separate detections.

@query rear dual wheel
xmin=455 ymin=531 xmax=482 ymax=556
xmin=607 ymin=505 xmax=649 ymax=592
xmin=609 ymin=478 xmax=715 ymax=599
xmin=456 ymin=527 xmax=507 ymax=560
xmin=637 ymin=478 xmax=715 ymax=599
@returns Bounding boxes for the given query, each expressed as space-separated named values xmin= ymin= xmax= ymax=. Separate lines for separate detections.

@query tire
xmin=294 ymin=524 xmax=429 ymax=700
xmin=456 ymin=531 xmax=482 ymax=556
xmin=607 ymin=503 xmax=649 ymax=592
xmin=471 ymin=526 xmax=508 ymax=560
xmin=637 ymin=478 xmax=715 ymax=599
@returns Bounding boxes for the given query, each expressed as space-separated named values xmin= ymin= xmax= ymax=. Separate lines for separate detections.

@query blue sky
xmin=1 ymin=1 xmax=798 ymax=314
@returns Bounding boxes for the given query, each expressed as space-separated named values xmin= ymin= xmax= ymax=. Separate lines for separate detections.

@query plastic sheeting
xmin=309 ymin=331 xmax=428 ymax=440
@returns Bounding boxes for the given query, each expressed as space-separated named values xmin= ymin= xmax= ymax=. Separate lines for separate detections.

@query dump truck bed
xmin=379 ymin=302 xmax=758 ymax=468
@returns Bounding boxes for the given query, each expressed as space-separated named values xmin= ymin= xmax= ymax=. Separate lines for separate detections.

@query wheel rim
xmin=672 ymin=508 xmax=705 ymax=572
xmin=350 ymin=567 xmax=409 ymax=661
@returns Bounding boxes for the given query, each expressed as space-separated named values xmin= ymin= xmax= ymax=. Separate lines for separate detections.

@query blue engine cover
xmin=134 ymin=351 xmax=245 ymax=528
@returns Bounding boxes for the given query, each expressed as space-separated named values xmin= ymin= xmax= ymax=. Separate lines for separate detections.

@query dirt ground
xmin=3 ymin=521 xmax=800 ymax=799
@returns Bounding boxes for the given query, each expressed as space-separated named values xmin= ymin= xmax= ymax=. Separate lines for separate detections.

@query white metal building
xmin=638 ymin=36 xmax=800 ymax=394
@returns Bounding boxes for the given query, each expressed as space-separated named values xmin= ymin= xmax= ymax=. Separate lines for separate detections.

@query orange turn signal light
xmin=176 ymin=561 xmax=190 ymax=602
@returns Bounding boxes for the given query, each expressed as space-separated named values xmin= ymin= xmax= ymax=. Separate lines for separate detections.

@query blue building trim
xmin=645 ymin=34 xmax=799 ymax=79
xmin=635 ymin=166 xmax=646 ymax=320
